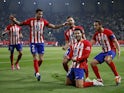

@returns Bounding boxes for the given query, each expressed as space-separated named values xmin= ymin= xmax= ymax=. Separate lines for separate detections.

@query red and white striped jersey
xmin=68 ymin=39 xmax=91 ymax=69
xmin=93 ymin=28 xmax=116 ymax=52
xmin=5 ymin=24 xmax=22 ymax=45
xmin=64 ymin=26 xmax=85 ymax=45
xmin=22 ymin=18 xmax=49 ymax=43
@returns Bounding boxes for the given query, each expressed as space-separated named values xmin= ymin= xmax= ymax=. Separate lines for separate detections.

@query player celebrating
xmin=62 ymin=16 xmax=90 ymax=81
xmin=90 ymin=20 xmax=121 ymax=85
xmin=10 ymin=9 xmax=66 ymax=81
xmin=2 ymin=19 xmax=23 ymax=70
xmin=65 ymin=28 xmax=104 ymax=88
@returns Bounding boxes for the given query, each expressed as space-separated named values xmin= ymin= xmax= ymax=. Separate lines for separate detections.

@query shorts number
xmin=32 ymin=45 xmax=35 ymax=52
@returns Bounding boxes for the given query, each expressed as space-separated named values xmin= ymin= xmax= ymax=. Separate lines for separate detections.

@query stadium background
xmin=0 ymin=0 xmax=124 ymax=46
xmin=0 ymin=1 xmax=124 ymax=93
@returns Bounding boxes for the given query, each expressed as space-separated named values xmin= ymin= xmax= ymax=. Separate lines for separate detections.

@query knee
xmin=76 ymin=84 xmax=84 ymax=88
xmin=63 ymin=61 xmax=68 ymax=65
xmin=62 ymin=58 xmax=69 ymax=65
xmin=90 ymin=61 xmax=97 ymax=66
xmin=39 ymin=59 xmax=43 ymax=62
xmin=39 ymin=57 xmax=43 ymax=61
xmin=65 ymin=78 xmax=73 ymax=86
xmin=19 ymin=52 xmax=22 ymax=56
xmin=90 ymin=61 xmax=95 ymax=66
xmin=20 ymin=53 xmax=22 ymax=55
xmin=104 ymin=56 xmax=112 ymax=63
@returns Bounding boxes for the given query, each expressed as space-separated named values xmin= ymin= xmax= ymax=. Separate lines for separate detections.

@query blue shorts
xmin=30 ymin=43 xmax=44 ymax=54
xmin=94 ymin=50 xmax=116 ymax=64
xmin=9 ymin=44 xmax=22 ymax=54
xmin=64 ymin=48 xmax=70 ymax=57
xmin=67 ymin=68 xmax=85 ymax=80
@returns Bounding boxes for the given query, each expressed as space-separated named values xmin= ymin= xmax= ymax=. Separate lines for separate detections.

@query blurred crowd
xmin=0 ymin=11 xmax=124 ymax=45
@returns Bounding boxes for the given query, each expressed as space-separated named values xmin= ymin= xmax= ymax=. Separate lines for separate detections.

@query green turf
xmin=0 ymin=47 xmax=124 ymax=93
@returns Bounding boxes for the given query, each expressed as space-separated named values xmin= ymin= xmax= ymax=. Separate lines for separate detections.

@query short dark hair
xmin=74 ymin=28 xmax=83 ymax=33
xmin=67 ymin=16 xmax=73 ymax=19
xmin=94 ymin=20 xmax=102 ymax=25
xmin=36 ymin=9 xmax=43 ymax=13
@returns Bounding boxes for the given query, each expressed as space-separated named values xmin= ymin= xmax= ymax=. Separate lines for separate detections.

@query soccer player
xmin=65 ymin=28 xmax=104 ymax=88
xmin=10 ymin=9 xmax=66 ymax=81
xmin=2 ymin=19 xmax=23 ymax=70
xmin=90 ymin=20 xmax=121 ymax=85
xmin=62 ymin=16 xmax=90 ymax=81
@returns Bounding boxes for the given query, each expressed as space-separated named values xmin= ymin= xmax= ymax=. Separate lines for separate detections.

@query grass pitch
xmin=0 ymin=47 xmax=124 ymax=93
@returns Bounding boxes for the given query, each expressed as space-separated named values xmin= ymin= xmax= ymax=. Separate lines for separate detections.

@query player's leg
xmin=30 ymin=43 xmax=40 ymax=81
xmin=37 ymin=43 xmax=44 ymax=67
xmin=66 ymin=77 xmax=74 ymax=86
xmin=85 ymin=62 xmax=89 ymax=78
xmin=75 ymin=68 xmax=86 ymax=88
xmin=105 ymin=56 xmax=119 ymax=77
xmin=33 ymin=54 xmax=41 ymax=81
xmin=91 ymin=53 xmax=105 ymax=82
xmin=9 ymin=45 xmax=15 ymax=70
xmin=62 ymin=48 xmax=70 ymax=72
xmin=76 ymin=78 xmax=104 ymax=88
xmin=85 ymin=60 xmax=92 ymax=82
xmin=90 ymin=59 xmax=102 ymax=82
xmin=74 ymin=68 xmax=104 ymax=88
xmin=15 ymin=44 xmax=23 ymax=70
xmin=33 ymin=43 xmax=45 ymax=81
xmin=75 ymin=68 xmax=103 ymax=88
xmin=37 ymin=52 xmax=44 ymax=81
xmin=38 ymin=54 xmax=43 ymax=67
xmin=66 ymin=68 xmax=75 ymax=86
xmin=63 ymin=56 xmax=70 ymax=72
xmin=104 ymin=51 xmax=121 ymax=85
xmin=32 ymin=54 xmax=39 ymax=74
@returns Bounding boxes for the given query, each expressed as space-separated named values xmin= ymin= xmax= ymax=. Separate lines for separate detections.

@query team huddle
xmin=2 ymin=9 xmax=121 ymax=88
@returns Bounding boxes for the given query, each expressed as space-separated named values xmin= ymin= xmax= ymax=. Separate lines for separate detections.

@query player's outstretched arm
xmin=47 ymin=22 xmax=69 ymax=29
xmin=113 ymin=39 xmax=120 ymax=59
xmin=10 ymin=15 xmax=23 ymax=26
xmin=2 ymin=32 xmax=7 ymax=36
xmin=47 ymin=23 xmax=65 ymax=29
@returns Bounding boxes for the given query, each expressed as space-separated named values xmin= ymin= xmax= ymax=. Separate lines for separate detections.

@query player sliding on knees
xmin=65 ymin=28 xmax=104 ymax=88
xmin=62 ymin=16 xmax=91 ymax=82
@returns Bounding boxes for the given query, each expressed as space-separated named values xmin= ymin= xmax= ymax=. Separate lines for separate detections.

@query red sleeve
xmin=5 ymin=25 xmax=10 ymax=32
xmin=105 ymin=29 xmax=116 ymax=41
xmin=43 ymin=19 xmax=49 ymax=26
xmin=22 ymin=18 xmax=32 ymax=25
xmin=106 ymin=29 xmax=113 ymax=35
xmin=76 ymin=40 xmax=92 ymax=62
xmin=106 ymin=29 xmax=114 ymax=37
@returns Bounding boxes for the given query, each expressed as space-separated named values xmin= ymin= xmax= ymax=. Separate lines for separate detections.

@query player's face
xmin=36 ymin=11 xmax=43 ymax=20
xmin=66 ymin=17 xmax=75 ymax=26
xmin=94 ymin=22 xmax=101 ymax=31
xmin=73 ymin=30 xmax=82 ymax=41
